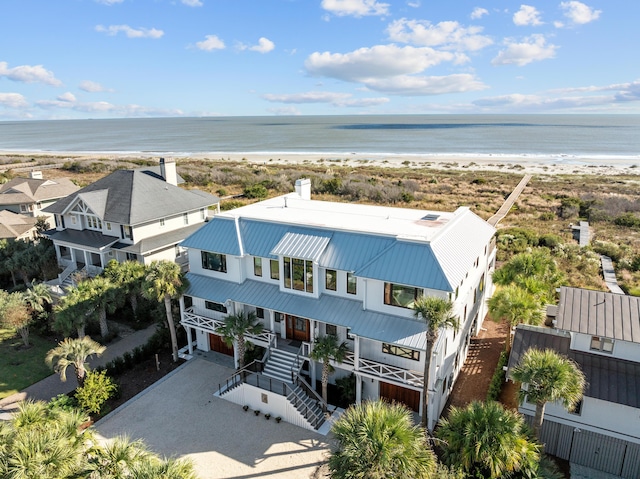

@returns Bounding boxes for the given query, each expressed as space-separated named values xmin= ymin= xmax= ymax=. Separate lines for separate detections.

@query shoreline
xmin=1 ymin=150 xmax=639 ymax=176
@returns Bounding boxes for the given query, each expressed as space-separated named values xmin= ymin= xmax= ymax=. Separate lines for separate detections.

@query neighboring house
xmin=0 ymin=210 xmax=39 ymax=241
xmin=179 ymin=179 xmax=496 ymax=431
xmin=507 ymin=287 xmax=640 ymax=478
xmin=0 ymin=171 xmax=79 ymax=224
xmin=43 ymin=158 xmax=219 ymax=275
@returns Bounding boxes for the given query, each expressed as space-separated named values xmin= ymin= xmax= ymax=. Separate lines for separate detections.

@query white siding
xmin=359 ymin=338 xmax=422 ymax=372
xmin=189 ymin=248 xmax=243 ymax=283
xmin=571 ymin=332 xmax=640 ymax=362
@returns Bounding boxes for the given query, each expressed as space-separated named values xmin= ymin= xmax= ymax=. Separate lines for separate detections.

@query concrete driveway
xmin=95 ymin=358 xmax=331 ymax=479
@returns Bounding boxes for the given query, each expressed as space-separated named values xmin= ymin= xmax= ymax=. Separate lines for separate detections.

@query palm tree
xmin=493 ymin=249 xmax=562 ymax=287
xmin=511 ymin=348 xmax=586 ymax=440
xmin=45 ymin=336 xmax=106 ymax=387
xmin=220 ymin=311 xmax=264 ymax=369
xmin=53 ymin=284 xmax=96 ymax=338
xmin=436 ymin=400 xmax=540 ymax=479
xmin=488 ymin=285 xmax=545 ymax=348
xmin=104 ymin=259 xmax=147 ymax=318
xmin=329 ymin=400 xmax=436 ymax=479
xmin=412 ymin=296 xmax=458 ymax=430
xmin=131 ymin=457 xmax=199 ymax=479
xmin=23 ymin=281 xmax=52 ymax=318
xmin=309 ymin=334 xmax=348 ymax=406
xmin=143 ymin=260 xmax=189 ymax=362
xmin=84 ymin=276 xmax=121 ymax=339
xmin=87 ymin=436 xmax=153 ymax=479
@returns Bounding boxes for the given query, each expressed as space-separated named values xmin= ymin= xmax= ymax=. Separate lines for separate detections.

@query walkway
xmin=487 ymin=174 xmax=533 ymax=227
xmin=0 ymin=323 xmax=157 ymax=419
xmin=601 ymin=255 xmax=625 ymax=295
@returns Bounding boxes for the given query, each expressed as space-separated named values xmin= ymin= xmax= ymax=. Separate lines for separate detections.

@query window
xmin=20 ymin=204 xmax=28 ymax=212
xmin=200 ymin=208 xmax=206 ymax=220
xmin=347 ymin=272 xmax=357 ymax=295
xmin=270 ymin=259 xmax=279 ymax=280
xmin=201 ymin=251 xmax=227 ymax=273
xmin=183 ymin=213 xmax=189 ymax=225
xmin=160 ymin=218 xmax=165 ymax=227
xmin=590 ymin=336 xmax=614 ymax=353
xmin=382 ymin=343 xmax=420 ymax=361
xmin=326 ymin=324 xmax=337 ymax=336
xmin=86 ymin=215 xmax=102 ymax=231
xmin=570 ymin=399 xmax=583 ymax=416
xmin=122 ymin=225 xmax=132 ymax=240
xmin=183 ymin=295 xmax=193 ymax=309
xmin=256 ymin=307 xmax=264 ymax=319
xmin=283 ymin=257 xmax=314 ymax=293
xmin=479 ymin=273 xmax=485 ymax=292
xmin=384 ymin=283 xmax=422 ymax=308
xmin=205 ymin=301 xmax=227 ymax=313
xmin=106 ymin=222 xmax=112 ymax=230
xmin=126 ymin=252 xmax=137 ymax=261
xmin=325 ymin=269 xmax=337 ymax=291
xmin=274 ymin=312 xmax=283 ymax=323
xmin=254 ymin=257 xmax=262 ymax=277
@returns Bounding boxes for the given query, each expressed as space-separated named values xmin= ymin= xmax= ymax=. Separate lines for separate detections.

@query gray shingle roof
xmin=44 ymin=228 xmax=120 ymax=250
xmin=115 ymin=223 xmax=205 ymax=255
xmin=43 ymin=168 xmax=218 ymax=225
xmin=0 ymin=177 xmax=79 ymax=205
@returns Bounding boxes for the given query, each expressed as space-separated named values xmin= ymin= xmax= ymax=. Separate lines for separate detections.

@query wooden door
xmin=380 ymin=381 xmax=420 ymax=412
xmin=209 ymin=333 xmax=234 ymax=356
xmin=285 ymin=315 xmax=310 ymax=342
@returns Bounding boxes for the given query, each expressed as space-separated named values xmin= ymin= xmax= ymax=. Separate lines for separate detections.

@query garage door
xmin=380 ymin=381 xmax=420 ymax=412
xmin=209 ymin=334 xmax=234 ymax=356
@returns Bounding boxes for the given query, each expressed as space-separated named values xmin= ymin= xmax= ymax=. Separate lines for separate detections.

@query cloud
xmin=470 ymin=7 xmax=488 ymax=19
xmin=0 ymin=61 xmax=62 ymax=86
xmin=79 ymin=80 xmax=110 ymax=92
xmin=363 ymin=73 xmax=487 ymax=95
xmin=513 ymin=5 xmax=543 ymax=26
xmin=407 ymin=1 xmax=420 ymax=7
xmin=0 ymin=93 xmax=28 ymax=109
xmin=262 ymin=91 xmax=389 ymax=107
xmin=321 ymin=0 xmax=390 ymax=17
xmin=492 ymin=34 xmax=557 ymax=66
xmin=550 ymin=79 xmax=640 ymax=101
xmin=57 ymin=92 xmax=76 ymax=102
xmin=387 ymin=18 xmax=493 ymax=51
xmin=35 ymin=96 xmax=184 ymax=117
xmin=238 ymin=37 xmax=275 ymax=53
xmin=195 ymin=35 xmax=225 ymax=51
xmin=95 ymin=0 xmax=124 ymax=4
xmin=95 ymin=25 xmax=164 ymax=39
xmin=182 ymin=0 xmax=203 ymax=6
xmin=559 ymin=1 xmax=601 ymax=25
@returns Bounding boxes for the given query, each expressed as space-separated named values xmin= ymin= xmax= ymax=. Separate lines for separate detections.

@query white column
xmin=310 ymin=319 xmax=317 ymax=342
xmin=355 ymin=373 xmax=362 ymax=404
xmin=186 ymin=326 xmax=193 ymax=354
xmin=353 ymin=336 xmax=360 ymax=370
xmin=269 ymin=310 xmax=275 ymax=334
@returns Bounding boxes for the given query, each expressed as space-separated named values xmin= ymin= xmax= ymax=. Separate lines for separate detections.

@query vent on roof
xmin=421 ymin=214 xmax=440 ymax=221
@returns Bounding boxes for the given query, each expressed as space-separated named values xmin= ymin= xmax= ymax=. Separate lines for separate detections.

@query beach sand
xmin=0 ymin=150 xmax=638 ymax=176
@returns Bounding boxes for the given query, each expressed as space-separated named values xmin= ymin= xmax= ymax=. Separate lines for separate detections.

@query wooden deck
xmin=487 ymin=174 xmax=532 ymax=227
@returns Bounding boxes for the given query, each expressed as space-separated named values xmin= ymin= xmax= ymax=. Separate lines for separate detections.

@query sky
xmin=1 ymin=0 xmax=638 ymax=120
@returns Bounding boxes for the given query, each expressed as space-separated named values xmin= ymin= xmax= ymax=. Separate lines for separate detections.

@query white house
xmin=179 ymin=179 xmax=496 ymax=431
xmin=507 ymin=287 xmax=640 ymax=478
xmin=43 ymin=159 xmax=219 ymax=277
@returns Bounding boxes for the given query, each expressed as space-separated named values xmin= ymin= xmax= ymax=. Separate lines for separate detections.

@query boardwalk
xmin=601 ymin=255 xmax=625 ymax=295
xmin=487 ymin=174 xmax=532 ymax=227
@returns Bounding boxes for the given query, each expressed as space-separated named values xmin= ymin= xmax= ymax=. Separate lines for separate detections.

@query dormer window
xmin=86 ymin=215 xmax=102 ymax=231
xmin=590 ymin=336 xmax=614 ymax=353
xmin=283 ymin=256 xmax=313 ymax=293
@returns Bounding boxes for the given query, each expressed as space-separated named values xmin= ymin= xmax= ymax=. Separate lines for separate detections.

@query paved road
xmin=487 ymin=174 xmax=533 ymax=227
xmin=0 ymin=324 xmax=157 ymax=419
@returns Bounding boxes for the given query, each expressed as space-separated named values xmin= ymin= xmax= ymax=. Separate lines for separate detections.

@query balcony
xmin=335 ymin=351 xmax=423 ymax=389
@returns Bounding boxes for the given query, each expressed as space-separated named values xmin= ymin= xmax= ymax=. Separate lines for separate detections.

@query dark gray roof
xmin=115 ymin=223 xmax=205 ymax=255
xmin=509 ymin=325 xmax=640 ymax=409
xmin=44 ymin=229 xmax=119 ymax=250
xmin=43 ymin=168 xmax=218 ymax=225
xmin=556 ymin=287 xmax=640 ymax=343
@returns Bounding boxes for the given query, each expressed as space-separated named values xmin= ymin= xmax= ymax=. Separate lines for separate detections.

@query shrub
xmin=614 ymin=212 xmax=640 ymax=229
xmin=592 ymin=241 xmax=624 ymax=262
xmin=243 ymin=183 xmax=268 ymax=199
xmin=486 ymin=351 xmax=509 ymax=401
xmin=538 ymin=233 xmax=562 ymax=249
xmin=221 ymin=200 xmax=244 ymax=211
xmin=538 ymin=212 xmax=556 ymax=221
xmin=48 ymin=393 xmax=78 ymax=412
xmin=75 ymin=370 xmax=118 ymax=415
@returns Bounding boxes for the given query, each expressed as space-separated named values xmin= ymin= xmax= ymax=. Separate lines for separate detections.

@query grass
xmin=0 ymin=329 xmax=56 ymax=400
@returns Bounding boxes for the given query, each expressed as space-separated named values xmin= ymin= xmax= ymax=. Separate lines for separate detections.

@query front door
xmin=285 ymin=315 xmax=310 ymax=342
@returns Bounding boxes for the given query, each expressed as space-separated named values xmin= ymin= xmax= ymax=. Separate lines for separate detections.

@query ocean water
xmin=0 ymin=115 xmax=639 ymax=165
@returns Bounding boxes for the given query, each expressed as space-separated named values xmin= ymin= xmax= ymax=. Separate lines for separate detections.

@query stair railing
xmin=295 ymin=374 xmax=327 ymax=413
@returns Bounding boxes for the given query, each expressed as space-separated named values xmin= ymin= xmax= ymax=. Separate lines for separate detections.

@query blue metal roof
xmin=271 ymin=231 xmax=332 ymax=261
xmin=356 ymin=241 xmax=452 ymax=292
xmin=185 ymin=273 xmax=427 ymax=349
xmin=180 ymin=217 xmax=241 ymax=256
xmin=320 ymin=231 xmax=394 ymax=272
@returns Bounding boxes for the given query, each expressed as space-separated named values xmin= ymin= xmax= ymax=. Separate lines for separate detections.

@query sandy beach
xmin=0 ymin=150 xmax=638 ymax=176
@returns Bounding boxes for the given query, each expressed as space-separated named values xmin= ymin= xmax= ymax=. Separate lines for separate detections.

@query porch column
xmin=54 ymin=244 xmax=61 ymax=263
xmin=310 ymin=341 xmax=317 ymax=386
xmin=186 ymin=326 xmax=193 ymax=355
xmin=353 ymin=336 xmax=360 ymax=371
xmin=355 ymin=373 xmax=362 ymax=404
xmin=310 ymin=319 xmax=317 ymax=342
xmin=83 ymin=250 xmax=90 ymax=267
xmin=269 ymin=310 xmax=275 ymax=336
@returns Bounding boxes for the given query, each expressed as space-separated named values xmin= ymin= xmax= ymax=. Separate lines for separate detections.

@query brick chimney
xmin=159 ymin=158 xmax=177 ymax=186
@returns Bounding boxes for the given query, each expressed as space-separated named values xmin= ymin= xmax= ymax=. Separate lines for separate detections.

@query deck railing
xmin=341 ymin=351 xmax=423 ymax=388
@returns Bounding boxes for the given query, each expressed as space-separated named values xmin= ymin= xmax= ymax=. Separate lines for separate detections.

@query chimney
xmin=294 ymin=178 xmax=311 ymax=200
xmin=159 ymin=158 xmax=177 ymax=186
xmin=30 ymin=170 xmax=43 ymax=179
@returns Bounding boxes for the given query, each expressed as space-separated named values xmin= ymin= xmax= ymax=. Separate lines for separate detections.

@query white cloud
xmin=95 ymin=0 xmax=124 ymax=4
xmin=387 ymin=18 xmax=493 ymax=51
xmin=79 ymin=80 xmax=110 ymax=92
xmin=305 ymin=44 xmax=459 ymax=82
xmin=182 ymin=0 xmax=203 ymax=6
xmin=513 ymin=5 xmax=543 ymax=26
xmin=95 ymin=25 xmax=164 ymax=39
xmin=321 ymin=0 xmax=390 ymax=17
xmin=0 ymin=93 xmax=28 ymax=109
xmin=470 ymin=7 xmax=488 ymax=19
xmin=363 ymin=73 xmax=487 ymax=95
xmin=35 ymin=96 xmax=184 ymax=117
xmin=559 ymin=1 xmax=601 ymax=25
xmin=492 ymin=34 xmax=557 ymax=66
xmin=407 ymin=1 xmax=420 ymax=8
xmin=248 ymin=37 xmax=275 ymax=53
xmin=0 ymin=61 xmax=62 ymax=86
xmin=262 ymin=91 xmax=389 ymax=107
xmin=57 ymin=92 xmax=76 ymax=102
xmin=550 ymin=80 xmax=640 ymax=102
xmin=195 ymin=35 xmax=225 ymax=51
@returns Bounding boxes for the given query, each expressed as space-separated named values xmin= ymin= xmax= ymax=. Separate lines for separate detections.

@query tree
xmin=0 ymin=290 xmax=32 ymax=347
xmin=143 ymin=260 xmax=188 ymax=362
xmin=413 ymin=296 xmax=458 ymax=431
xmin=511 ymin=348 xmax=586 ymax=440
xmin=23 ymin=281 xmax=52 ymax=318
xmin=84 ymin=276 xmax=121 ymax=338
xmin=309 ymin=334 xmax=348 ymax=407
xmin=220 ymin=311 xmax=263 ymax=369
xmin=488 ymin=285 xmax=544 ymax=348
xmin=53 ymin=283 xmax=96 ymax=338
xmin=104 ymin=259 xmax=147 ymax=318
xmin=45 ymin=336 xmax=106 ymax=388
xmin=329 ymin=400 xmax=437 ymax=479
xmin=437 ymin=401 xmax=540 ymax=479
xmin=86 ymin=437 xmax=152 ymax=479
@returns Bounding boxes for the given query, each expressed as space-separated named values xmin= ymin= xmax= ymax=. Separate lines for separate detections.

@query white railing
xmin=86 ymin=264 xmax=103 ymax=277
xmin=56 ymin=261 xmax=77 ymax=286
xmin=182 ymin=309 xmax=276 ymax=347
xmin=339 ymin=351 xmax=423 ymax=388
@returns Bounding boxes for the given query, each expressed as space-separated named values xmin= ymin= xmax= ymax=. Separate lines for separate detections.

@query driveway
xmin=95 ymin=358 xmax=332 ymax=479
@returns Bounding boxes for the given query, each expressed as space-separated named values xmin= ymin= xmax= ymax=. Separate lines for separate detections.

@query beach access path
xmin=0 ymin=324 xmax=157 ymax=420
xmin=487 ymin=174 xmax=532 ymax=227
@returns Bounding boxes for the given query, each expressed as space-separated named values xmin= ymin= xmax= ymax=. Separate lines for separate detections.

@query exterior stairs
xmin=262 ymin=348 xmax=302 ymax=383
xmin=287 ymin=383 xmax=325 ymax=430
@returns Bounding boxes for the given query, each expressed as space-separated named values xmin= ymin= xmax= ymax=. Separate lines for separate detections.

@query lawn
xmin=0 ymin=329 xmax=56 ymax=400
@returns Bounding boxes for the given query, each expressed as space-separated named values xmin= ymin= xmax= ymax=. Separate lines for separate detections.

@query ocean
xmin=0 ymin=115 xmax=639 ymax=166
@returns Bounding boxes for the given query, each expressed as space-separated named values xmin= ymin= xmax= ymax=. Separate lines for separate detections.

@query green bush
xmin=538 ymin=233 xmax=562 ymax=249
xmin=75 ymin=370 xmax=118 ymax=415
xmin=48 ymin=393 xmax=78 ymax=412
xmin=614 ymin=212 xmax=640 ymax=229
xmin=486 ymin=350 xmax=509 ymax=401
xmin=592 ymin=241 xmax=624 ymax=262
xmin=243 ymin=183 xmax=268 ymax=199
